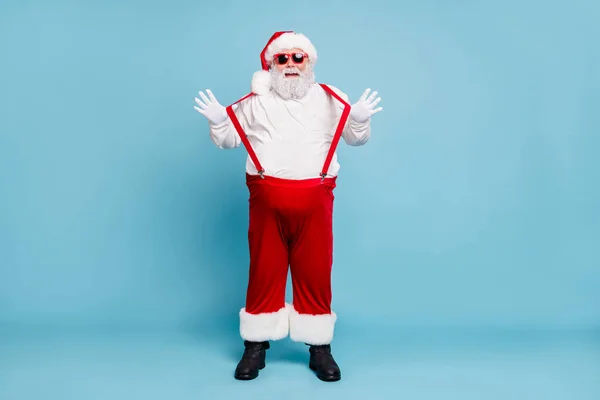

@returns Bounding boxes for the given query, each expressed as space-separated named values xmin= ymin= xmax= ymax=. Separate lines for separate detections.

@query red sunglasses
xmin=273 ymin=52 xmax=308 ymax=65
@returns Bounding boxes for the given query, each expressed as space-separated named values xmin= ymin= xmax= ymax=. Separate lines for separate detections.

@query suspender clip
xmin=258 ymin=170 xmax=265 ymax=179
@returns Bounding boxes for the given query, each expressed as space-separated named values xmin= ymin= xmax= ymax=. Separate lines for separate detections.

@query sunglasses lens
xmin=276 ymin=54 xmax=289 ymax=64
xmin=292 ymin=53 xmax=304 ymax=63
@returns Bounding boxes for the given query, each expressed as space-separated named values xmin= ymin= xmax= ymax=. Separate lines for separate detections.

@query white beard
xmin=270 ymin=62 xmax=315 ymax=100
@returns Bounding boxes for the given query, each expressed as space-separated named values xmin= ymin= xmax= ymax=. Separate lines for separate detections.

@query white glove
xmin=350 ymin=88 xmax=383 ymax=123
xmin=194 ymin=89 xmax=228 ymax=125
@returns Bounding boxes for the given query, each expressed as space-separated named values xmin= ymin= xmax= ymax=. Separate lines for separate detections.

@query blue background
xmin=1 ymin=0 xmax=599 ymax=399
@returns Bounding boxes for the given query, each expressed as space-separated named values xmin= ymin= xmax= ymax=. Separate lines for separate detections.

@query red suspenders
xmin=225 ymin=93 xmax=265 ymax=177
xmin=225 ymin=83 xmax=351 ymax=180
xmin=318 ymin=84 xmax=351 ymax=179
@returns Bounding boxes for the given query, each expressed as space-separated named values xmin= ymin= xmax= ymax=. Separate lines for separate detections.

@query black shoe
xmin=234 ymin=340 xmax=269 ymax=380
xmin=308 ymin=344 xmax=341 ymax=382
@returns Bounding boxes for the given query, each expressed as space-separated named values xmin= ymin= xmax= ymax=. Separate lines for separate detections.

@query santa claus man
xmin=194 ymin=31 xmax=382 ymax=382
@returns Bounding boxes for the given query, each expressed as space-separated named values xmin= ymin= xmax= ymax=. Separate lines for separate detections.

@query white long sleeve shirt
xmin=209 ymin=83 xmax=371 ymax=180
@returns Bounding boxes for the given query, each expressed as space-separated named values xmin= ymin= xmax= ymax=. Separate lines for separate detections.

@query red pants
xmin=239 ymin=173 xmax=338 ymax=345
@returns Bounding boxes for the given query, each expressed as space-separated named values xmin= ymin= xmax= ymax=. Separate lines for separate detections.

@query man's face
xmin=268 ymin=47 xmax=314 ymax=100
xmin=271 ymin=48 xmax=308 ymax=77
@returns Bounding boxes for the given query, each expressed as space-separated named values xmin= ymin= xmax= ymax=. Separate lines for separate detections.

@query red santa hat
xmin=251 ymin=31 xmax=318 ymax=95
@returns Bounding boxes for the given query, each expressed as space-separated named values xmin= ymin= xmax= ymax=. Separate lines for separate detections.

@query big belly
xmin=252 ymin=137 xmax=333 ymax=178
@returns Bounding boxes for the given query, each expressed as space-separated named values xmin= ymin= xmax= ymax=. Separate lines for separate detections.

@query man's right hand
xmin=194 ymin=89 xmax=228 ymax=125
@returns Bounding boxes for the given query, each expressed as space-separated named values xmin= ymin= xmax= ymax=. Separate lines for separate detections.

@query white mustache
xmin=281 ymin=66 xmax=301 ymax=75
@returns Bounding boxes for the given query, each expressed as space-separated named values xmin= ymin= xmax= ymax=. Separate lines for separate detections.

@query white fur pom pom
xmin=251 ymin=70 xmax=271 ymax=95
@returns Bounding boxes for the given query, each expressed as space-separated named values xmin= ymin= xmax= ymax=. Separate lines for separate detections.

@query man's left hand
xmin=350 ymin=88 xmax=383 ymax=123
